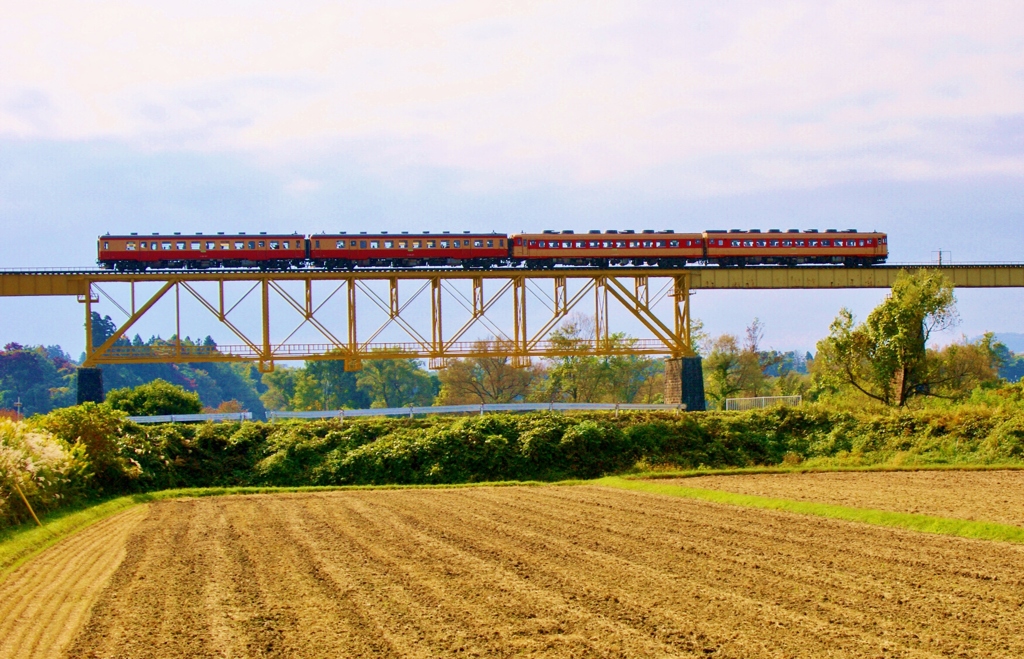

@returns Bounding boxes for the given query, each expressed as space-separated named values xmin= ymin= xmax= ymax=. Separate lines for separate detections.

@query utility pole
xmin=14 ymin=397 xmax=22 ymax=421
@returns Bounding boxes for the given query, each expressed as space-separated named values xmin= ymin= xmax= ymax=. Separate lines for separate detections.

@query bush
xmin=106 ymin=379 xmax=202 ymax=416
xmin=33 ymin=402 xmax=136 ymax=492
xmin=0 ymin=419 xmax=89 ymax=527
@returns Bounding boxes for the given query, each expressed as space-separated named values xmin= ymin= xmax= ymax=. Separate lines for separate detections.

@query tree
xmin=291 ymin=358 xmax=368 ymax=410
xmin=356 ymin=355 xmax=438 ymax=408
xmin=436 ymin=340 xmax=542 ymax=404
xmin=703 ymin=334 xmax=744 ymax=407
xmin=813 ymin=270 xmax=976 ymax=406
xmin=106 ymin=379 xmax=202 ymax=416
xmin=545 ymin=316 xmax=610 ymax=403
xmin=0 ymin=343 xmax=76 ymax=415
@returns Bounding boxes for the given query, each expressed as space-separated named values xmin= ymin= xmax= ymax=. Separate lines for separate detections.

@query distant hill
xmin=995 ymin=333 xmax=1024 ymax=354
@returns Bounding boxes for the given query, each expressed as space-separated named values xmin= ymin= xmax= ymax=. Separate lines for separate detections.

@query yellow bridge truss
xmin=1 ymin=265 xmax=1022 ymax=371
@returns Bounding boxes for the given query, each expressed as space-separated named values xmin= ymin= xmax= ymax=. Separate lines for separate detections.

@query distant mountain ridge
xmin=994 ymin=333 xmax=1024 ymax=354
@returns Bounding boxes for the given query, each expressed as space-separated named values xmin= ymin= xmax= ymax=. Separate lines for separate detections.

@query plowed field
xmin=4 ymin=485 xmax=1024 ymax=657
xmin=674 ymin=469 xmax=1024 ymax=526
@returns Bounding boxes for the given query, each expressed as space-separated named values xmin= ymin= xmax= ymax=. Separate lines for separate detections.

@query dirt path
xmin=64 ymin=487 xmax=1024 ymax=658
xmin=671 ymin=469 xmax=1024 ymax=526
xmin=0 ymin=505 xmax=149 ymax=659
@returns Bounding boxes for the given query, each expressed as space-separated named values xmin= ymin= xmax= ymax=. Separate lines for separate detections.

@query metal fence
xmin=723 ymin=395 xmax=801 ymax=411
xmin=127 ymin=412 xmax=253 ymax=424
xmin=267 ymin=402 xmax=686 ymax=421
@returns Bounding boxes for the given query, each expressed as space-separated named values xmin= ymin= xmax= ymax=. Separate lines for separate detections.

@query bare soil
xmin=672 ymin=469 xmax=1024 ymax=527
xmin=0 ymin=505 xmax=149 ymax=659
xmin=47 ymin=486 xmax=1024 ymax=658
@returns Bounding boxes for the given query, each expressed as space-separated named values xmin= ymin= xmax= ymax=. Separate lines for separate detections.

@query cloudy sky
xmin=2 ymin=1 xmax=1023 ymax=355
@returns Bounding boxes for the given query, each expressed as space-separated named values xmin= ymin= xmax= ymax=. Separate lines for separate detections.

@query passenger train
xmin=98 ymin=229 xmax=888 ymax=271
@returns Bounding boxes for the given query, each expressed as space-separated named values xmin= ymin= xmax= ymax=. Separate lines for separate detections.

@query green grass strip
xmin=596 ymin=476 xmax=1024 ymax=544
xmin=624 ymin=462 xmax=1024 ymax=481
xmin=0 ymin=479 xmax=584 ymax=581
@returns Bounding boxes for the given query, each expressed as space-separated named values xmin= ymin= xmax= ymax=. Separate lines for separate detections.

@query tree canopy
xmin=813 ymin=270 xmax=1001 ymax=406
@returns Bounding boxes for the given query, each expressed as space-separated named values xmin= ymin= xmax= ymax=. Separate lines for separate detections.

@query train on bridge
xmin=98 ymin=228 xmax=888 ymax=271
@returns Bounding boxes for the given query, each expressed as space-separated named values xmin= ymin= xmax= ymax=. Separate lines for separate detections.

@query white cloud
xmin=1 ymin=1 xmax=1023 ymax=193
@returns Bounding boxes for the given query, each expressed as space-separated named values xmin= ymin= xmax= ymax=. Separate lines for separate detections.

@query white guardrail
xmin=127 ymin=412 xmax=253 ymax=424
xmin=267 ymin=402 xmax=686 ymax=420
xmin=723 ymin=395 xmax=801 ymax=411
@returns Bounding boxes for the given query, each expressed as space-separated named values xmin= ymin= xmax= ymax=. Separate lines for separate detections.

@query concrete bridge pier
xmin=77 ymin=367 xmax=104 ymax=404
xmin=665 ymin=357 xmax=705 ymax=411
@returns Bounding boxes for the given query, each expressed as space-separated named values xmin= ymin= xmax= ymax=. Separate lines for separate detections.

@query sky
xmin=1 ymin=1 xmax=1023 ymax=357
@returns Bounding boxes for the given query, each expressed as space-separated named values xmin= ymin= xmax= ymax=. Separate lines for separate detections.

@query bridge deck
xmin=2 ymin=264 xmax=1023 ymax=296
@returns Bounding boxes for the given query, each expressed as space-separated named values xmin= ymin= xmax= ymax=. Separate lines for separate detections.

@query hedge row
xmin=5 ymin=402 xmax=1023 ymax=529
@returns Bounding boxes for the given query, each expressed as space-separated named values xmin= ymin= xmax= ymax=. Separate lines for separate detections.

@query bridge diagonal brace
xmin=604 ymin=276 xmax=684 ymax=351
xmin=268 ymin=281 xmax=346 ymax=350
xmin=180 ymin=282 xmax=264 ymax=354
xmin=526 ymin=279 xmax=596 ymax=350
xmin=442 ymin=279 xmax=515 ymax=349
xmin=358 ymin=280 xmax=433 ymax=350
xmin=84 ymin=280 xmax=176 ymax=366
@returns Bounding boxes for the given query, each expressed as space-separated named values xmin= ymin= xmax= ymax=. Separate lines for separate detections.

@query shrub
xmin=106 ymin=379 xmax=202 ymax=416
xmin=34 ymin=403 xmax=136 ymax=492
xmin=0 ymin=419 xmax=89 ymax=527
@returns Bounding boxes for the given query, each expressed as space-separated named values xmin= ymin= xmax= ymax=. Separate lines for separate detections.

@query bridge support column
xmin=664 ymin=357 xmax=705 ymax=411
xmin=76 ymin=367 xmax=104 ymax=404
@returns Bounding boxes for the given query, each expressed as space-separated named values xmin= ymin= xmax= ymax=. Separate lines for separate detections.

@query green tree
xmin=260 ymin=367 xmax=299 ymax=410
xmin=106 ymin=379 xmax=202 ymax=416
xmin=291 ymin=358 xmax=368 ymax=410
xmin=813 ymin=270 xmax=966 ymax=406
xmin=545 ymin=316 xmax=610 ymax=403
xmin=356 ymin=355 xmax=438 ymax=408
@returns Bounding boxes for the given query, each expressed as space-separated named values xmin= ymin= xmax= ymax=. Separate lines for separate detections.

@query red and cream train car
xmin=309 ymin=232 xmax=507 ymax=269
xmin=98 ymin=233 xmax=306 ymax=270
xmin=511 ymin=230 xmax=704 ymax=267
xmin=702 ymin=229 xmax=887 ymax=266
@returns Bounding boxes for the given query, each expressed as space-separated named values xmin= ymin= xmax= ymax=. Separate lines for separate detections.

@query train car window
xmin=413 ymin=240 xmax=422 ymax=248
xmin=796 ymin=240 xmax=805 ymax=247
xmin=782 ymin=240 xmax=792 ymax=247
xmin=602 ymin=241 xmax=612 ymax=248
xmin=614 ymin=241 xmax=624 ymax=248
xmin=858 ymin=240 xmax=865 ymax=246
xmin=731 ymin=240 xmax=740 ymax=247
xmin=191 ymin=242 xmax=201 ymax=250
xmin=399 ymin=241 xmax=408 ymax=248
xmin=499 ymin=239 xmax=505 ymax=247
xmin=588 ymin=241 xmax=599 ymax=248
xmin=284 ymin=241 xmax=291 ymax=249
xmin=103 ymin=241 xmax=109 ymax=250
xmin=560 ymin=241 xmax=570 ymax=248
xmin=473 ymin=240 xmax=482 ymax=247
xmin=206 ymin=242 xmax=215 ymax=250
xmin=770 ymin=240 xmax=779 ymax=247
xmin=695 ymin=239 xmax=702 ymax=246
xmin=549 ymin=242 xmax=559 ymax=249
xmin=528 ymin=240 xmax=536 ymax=247
xmin=487 ymin=240 xmax=494 ymax=248
xmin=441 ymin=240 xmax=451 ymax=248
xmin=384 ymin=241 xmax=393 ymax=248
xmin=573 ymin=241 xmax=583 ymax=248
xmin=350 ymin=240 xmax=357 ymax=247
xmin=270 ymin=241 xmax=279 ymax=249
xmin=755 ymin=240 xmax=765 ymax=247
xmin=743 ymin=240 xmax=754 ymax=247
xmin=370 ymin=241 xmax=379 ymax=249
xmin=126 ymin=242 xmax=136 ymax=250
xmin=336 ymin=241 xmax=345 ymax=248
xmin=655 ymin=240 xmax=665 ymax=248
xmin=314 ymin=240 xmax=320 ymax=248
xmin=360 ymin=241 xmax=367 ymax=248
xmin=834 ymin=240 xmax=843 ymax=247
xmin=669 ymin=240 xmax=679 ymax=247
xmin=538 ymin=241 xmax=546 ymax=248
xmin=233 ymin=242 xmax=243 ymax=249
xmin=809 ymin=240 xmax=818 ymax=247
xmin=627 ymin=240 xmax=637 ymax=248
xmin=163 ymin=242 xmax=173 ymax=250
xmin=258 ymin=241 xmax=265 ymax=248
xmin=454 ymin=240 xmax=461 ymax=248
xmin=866 ymin=239 xmax=873 ymax=246
xmin=248 ymin=241 xmax=256 ymax=249
xmin=821 ymin=240 xmax=831 ymax=246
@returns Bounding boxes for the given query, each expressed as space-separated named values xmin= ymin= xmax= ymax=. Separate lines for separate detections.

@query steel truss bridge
xmin=2 ymin=265 xmax=1022 ymax=375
